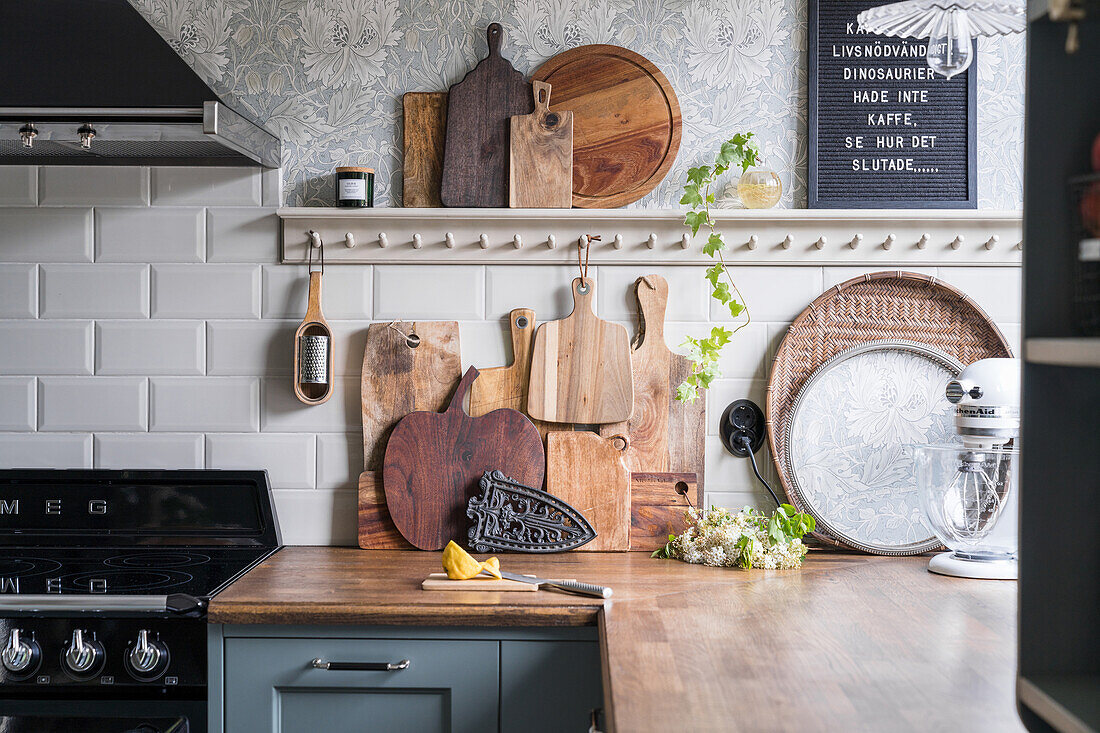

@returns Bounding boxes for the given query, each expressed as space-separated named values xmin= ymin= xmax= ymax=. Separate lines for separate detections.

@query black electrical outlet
xmin=719 ymin=399 xmax=766 ymax=457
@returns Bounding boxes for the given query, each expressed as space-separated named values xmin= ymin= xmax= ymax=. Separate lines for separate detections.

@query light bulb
xmin=926 ymin=7 xmax=974 ymax=79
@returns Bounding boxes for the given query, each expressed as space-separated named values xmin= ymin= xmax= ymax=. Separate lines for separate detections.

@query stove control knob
xmin=126 ymin=630 xmax=169 ymax=680
xmin=63 ymin=629 xmax=105 ymax=678
xmin=2 ymin=629 xmax=41 ymax=678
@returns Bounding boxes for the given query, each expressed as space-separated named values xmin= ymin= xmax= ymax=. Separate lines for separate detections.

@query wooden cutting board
xmin=545 ymin=431 xmax=631 ymax=551
xmin=402 ymin=91 xmax=447 ymax=207
xmin=509 ymin=81 xmax=572 ymax=208
xmin=357 ymin=471 xmax=414 ymax=550
xmin=629 ymin=472 xmax=697 ymax=551
xmin=468 ymin=308 xmax=563 ymax=440
xmin=440 ymin=23 xmax=533 ymax=208
xmin=528 ymin=277 xmax=633 ymax=424
xmin=600 ymin=275 xmax=705 ymax=505
xmin=532 ymin=45 xmax=681 ymax=208
xmin=360 ymin=321 xmax=461 ymax=472
xmin=422 ymin=573 xmax=570 ymax=592
xmin=383 ymin=366 xmax=545 ymax=551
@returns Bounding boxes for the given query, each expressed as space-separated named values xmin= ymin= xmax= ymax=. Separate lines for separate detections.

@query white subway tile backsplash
xmin=207 ymin=320 xmax=295 ymax=376
xmin=39 ymin=167 xmax=149 ymax=206
xmin=206 ymin=208 xmax=279 ymax=262
xmin=316 ymin=433 xmax=363 ymax=490
xmin=0 ymin=434 xmax=92 ymax=468
xmin=485 ymin=265 xmax=579 ymax=321
xmin=0 ymin=167 xmax=36 ymax=206
xmin=936 ymin=267 xmax=1022 ymax=323
xmin=0 ymin=265 xmax=37 ymax=317
xmin=998 ymin=322 xmax=1022 ymax=355
xmin=375 ymin=265 xmax=483 ymax=320
xmin=152 ymin=265 xmax=260 ymax=318
xmin=151 ymin=168 xmax=261 ymax=206
xmin=0 ymin=321 xmax=93 ymax=375
xmin=205 ymin=434 xmax=315 ymax=489
xmin=664 ymin=321 xmax=769 ymax=380
xmin=94 ymin=433 xmax=204 ymax=469
xmin=0 ymin=378 xmax=35 ymax=431
xmin=705 ymin=379 xmax=767 ymax=435
xmin=261 ymin=378 xmax=358 ymax=433
xmin=261 ymin=168 xmax=282 ymax=208
xmin=711 ymin=266 xmax=823 ymax=323
xmin=0 ymin=208 xmax=93 ymax=262
xmin=597 ymin=266 xmax=710 ymax=322
xmin=705 ymin=490 xmax=775 ymax=512
xmin=460 ymin=321 xmax=510 ymax=371
xmin=96 ymin=321 xmax=204 ymax=375
xmin=326 ymin=321 xmax=371 ymax=376
xmin=704 ymin=435 xmax=767 ymax=493
xmin=40 ymin=264 xmax=149 ymax=318
xmin=151 ymin=377 xmax=259 ymax=432
xmin=272 ymin=489 xmax=357 ymax=545
xmin=262 ymin=266 xmax=372 ymax=319
xmin=95 ymin=208 xmax=204 ymax=263
xmin=38 ymin=378 xmax=147 ymax=431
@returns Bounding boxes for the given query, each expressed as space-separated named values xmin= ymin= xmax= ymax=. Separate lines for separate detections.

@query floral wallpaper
xmin=129 ymin=0 xmax=1025 ymax=209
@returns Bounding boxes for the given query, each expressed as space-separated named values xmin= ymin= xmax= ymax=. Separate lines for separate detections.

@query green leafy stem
xmin=675 ymin=132 xmax=760 ymax=403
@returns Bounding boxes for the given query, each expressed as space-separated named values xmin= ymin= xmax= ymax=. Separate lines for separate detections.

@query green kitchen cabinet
xmin=210 ymin=625 xmax=602 ymax=733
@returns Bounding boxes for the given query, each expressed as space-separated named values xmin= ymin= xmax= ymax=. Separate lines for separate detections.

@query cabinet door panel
xmin=224 ymin=637 xmax=498 ymax=733
xmin=501 ymin=641 xmax=603 ymax=733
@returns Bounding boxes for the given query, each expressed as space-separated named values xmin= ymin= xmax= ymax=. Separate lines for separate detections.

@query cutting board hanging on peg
xmin=468 ymin=308 xmax=566 ymax=440
xmin=383 ymin=366 xmax=545 ymax=551
xmin=509 ymin=81 xmax=572 ymax=208
xmin=528 ymin=277 xmax=634 ymax=424
xmin=440 ymin=23 xmax=533 ymax=208
xmin=599 ymin=274 xmax=705 ymax=506
xmin=545 ymin=431 xmax=631 ymax=551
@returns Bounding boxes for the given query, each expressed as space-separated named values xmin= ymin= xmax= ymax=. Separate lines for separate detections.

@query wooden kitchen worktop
xmin=209 ymin=548 xmax=1022 ymax=732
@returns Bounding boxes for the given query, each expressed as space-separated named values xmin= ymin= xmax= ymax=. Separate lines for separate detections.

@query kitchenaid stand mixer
xmin=916 ymin=358 xmax=1021 ymax=580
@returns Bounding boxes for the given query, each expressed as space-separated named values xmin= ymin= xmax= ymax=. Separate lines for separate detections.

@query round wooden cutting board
xmin=532 ymin=45 xmax=681 ymax=208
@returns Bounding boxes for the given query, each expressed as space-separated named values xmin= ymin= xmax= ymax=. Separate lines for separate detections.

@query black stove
xmin=0 ymin=469 xmax=282 ymax=733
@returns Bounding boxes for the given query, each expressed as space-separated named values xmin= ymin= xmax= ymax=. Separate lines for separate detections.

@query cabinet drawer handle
xmin=310 ymin=658 xmax=410 ymax=671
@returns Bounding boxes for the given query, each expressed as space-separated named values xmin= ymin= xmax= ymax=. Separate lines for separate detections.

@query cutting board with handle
xmin=528 ymin=277 xmax=633 ymax=424
xmin=509 ymin=81 xmax=572 ymax=208
xmin=600 ymin=275 xmax=705 ymax=504
xmin=440 ymin=23 xmax=533 ymax=208
xmin=545 ymin=431 xmax=631 ymax=551
xmin=629 ymin=472 xmax=697 ymax=551
xmin=383 ymin=366 xmax=545 ymax=551
xmin=402 ymin=91 xmax=447 ymax=207
xmin=468 ymin=308 xmax=565 ymax=440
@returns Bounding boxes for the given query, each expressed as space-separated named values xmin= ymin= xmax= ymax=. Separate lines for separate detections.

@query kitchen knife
xmin=498 ymin=570 xmax=612 ymax=599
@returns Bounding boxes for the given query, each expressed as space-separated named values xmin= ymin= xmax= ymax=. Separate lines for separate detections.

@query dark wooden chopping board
xmin=403 ymin=92 xmax=447 ymax=207
xmin=383 ymin=366 xmax=545 ymax=550
xmin=440 ymin=23 xmax=534 ymax=208
xmin=532 ymin=45 xmax=681 ymax=208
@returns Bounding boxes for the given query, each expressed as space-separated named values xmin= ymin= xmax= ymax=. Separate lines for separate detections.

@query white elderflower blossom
xmin=654 ymin=504 xmax=815 ymax=570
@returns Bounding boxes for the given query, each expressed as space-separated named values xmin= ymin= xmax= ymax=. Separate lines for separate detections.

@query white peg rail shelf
xmin=278 ymin=207 xmax=1023 ymax=266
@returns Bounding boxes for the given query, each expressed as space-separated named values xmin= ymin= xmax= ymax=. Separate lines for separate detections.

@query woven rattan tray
xmin=765 ymin=271 xmax=1012 ymax=551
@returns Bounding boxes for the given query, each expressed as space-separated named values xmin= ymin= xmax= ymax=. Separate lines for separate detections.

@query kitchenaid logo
xmin=956 ymin=406 xmax=1020 ymax=418
xmin=0 ymin=499 xmax=110 ymax=515
xmin=0 ymin=578 xmax=18 ymax=593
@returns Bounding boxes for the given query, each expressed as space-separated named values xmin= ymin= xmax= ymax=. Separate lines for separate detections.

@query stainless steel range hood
xmin=0 ymin=0 xmax=280 ymax=168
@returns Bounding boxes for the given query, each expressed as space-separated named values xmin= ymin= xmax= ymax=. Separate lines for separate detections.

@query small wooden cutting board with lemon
xmin=422 ymin=541 xmax=571 ymax=592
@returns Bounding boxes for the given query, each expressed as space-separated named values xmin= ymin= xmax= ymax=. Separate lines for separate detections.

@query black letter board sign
xmin=809 ymin=0 xmax=976 ymax=208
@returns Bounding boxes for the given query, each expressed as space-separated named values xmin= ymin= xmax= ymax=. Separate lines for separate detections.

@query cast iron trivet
xmin=466 ymin=470 xmax=596 ymax=553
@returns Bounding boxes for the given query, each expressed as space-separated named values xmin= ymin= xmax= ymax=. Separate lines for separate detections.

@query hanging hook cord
xmin=577 ymin=235 xmax=599 ymax=283
xmin=308 ymin=233 xmax=324 ymax=275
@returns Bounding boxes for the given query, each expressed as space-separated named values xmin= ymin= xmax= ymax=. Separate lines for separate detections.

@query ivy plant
xmin=676 ymin=132 xmax=761 ymax=403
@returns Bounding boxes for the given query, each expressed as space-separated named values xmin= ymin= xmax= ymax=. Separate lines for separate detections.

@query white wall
xmin=0 ymin=166 xmax=1022 ymax=544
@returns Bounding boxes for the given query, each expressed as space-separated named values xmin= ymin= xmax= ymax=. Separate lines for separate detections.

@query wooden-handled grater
xmin=293 ymin=232 xmax=334 ymax=405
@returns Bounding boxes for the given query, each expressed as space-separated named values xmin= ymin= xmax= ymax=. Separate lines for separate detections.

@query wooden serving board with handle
xmin=383 ymin=366 xmax=545 ymax=551
xmin=531 ymin=44 xmax=682 ymax=208
xmin=509 ymin=81 xmax=572 ymax=208
xmin=402 ymin=91 xmax=447 ymax=207
xmin=528 ymin=277 xmax=633 ymax=424
xmin=600 ymin=275 xmax=705 ymax=504
xmin=629 ymin=472 xmax=697 ymax=551
xmin=440 ymin=23 xmax=533 ymax=208
xmin=545 ymin=431 xmax=630 ymax=551
xmin=468 ymin=308 xmax=564 ymax=441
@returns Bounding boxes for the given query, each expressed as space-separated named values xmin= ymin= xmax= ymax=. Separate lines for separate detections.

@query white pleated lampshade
xmin=857 ymin=0 xmax=1025 ymax=39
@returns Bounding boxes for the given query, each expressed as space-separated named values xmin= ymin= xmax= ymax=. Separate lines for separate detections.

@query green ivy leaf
xmin=705 ymin=264 xmax=723 ymax=288
xmin=702 ymin=233 xmax=726 ymax=256
xmin=728 ymin=299 xmax=745 ymax=318
xmin=683 ymin=211 xmax=706 ymax=236
xmin=680 ymin=184 xmax=704 ymax=208
xmin=686 ymin=165 xmax=711 ymax=185
xmin=676 ymin=380 xmax=698 ymax=403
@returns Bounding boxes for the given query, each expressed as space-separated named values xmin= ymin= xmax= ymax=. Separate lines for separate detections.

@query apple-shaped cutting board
xmin=527 ymin=277 xmax=634 ymax=424
xmin=383 ymin=366 xmax=545 ymax=550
